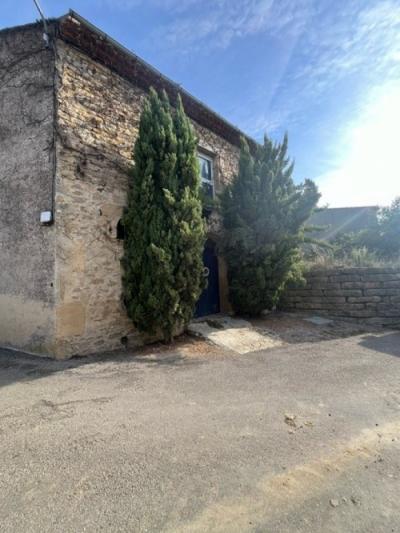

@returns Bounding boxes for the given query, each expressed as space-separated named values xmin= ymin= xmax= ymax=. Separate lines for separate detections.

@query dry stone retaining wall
xmin=281 ymin=267 xmax=400 ymax=327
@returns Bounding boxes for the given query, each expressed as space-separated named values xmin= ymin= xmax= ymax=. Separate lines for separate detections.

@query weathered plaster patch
xmin=0 ymin=294 xmax=54 ymax=354
xmin=56 ymin=302 xmax=86 ymax=338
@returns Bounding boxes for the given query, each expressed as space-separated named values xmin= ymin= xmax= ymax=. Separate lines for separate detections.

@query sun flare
xmin=318 ymin=83 xmax=400 ymax=207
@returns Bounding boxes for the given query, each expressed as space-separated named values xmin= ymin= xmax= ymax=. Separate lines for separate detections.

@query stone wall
xmin=0 ymin=25 xmax=56 ymax=353
xmin=281 ymin=267 xmax=400 ymax=327
xmin=54 ymin=40 xmax=239 ymax=357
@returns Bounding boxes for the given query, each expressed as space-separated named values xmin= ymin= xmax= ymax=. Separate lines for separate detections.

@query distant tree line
xmin=331 ymin=197 xmax=400 ymax=263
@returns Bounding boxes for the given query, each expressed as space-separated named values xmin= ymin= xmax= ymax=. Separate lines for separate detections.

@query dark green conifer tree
xmin=220 ymin=134 xmax=320 ymax=315
xmin=122 ymin=89 xmax=205 ymax=341
xmin=172 ymin=95 xmax=206 ymax=326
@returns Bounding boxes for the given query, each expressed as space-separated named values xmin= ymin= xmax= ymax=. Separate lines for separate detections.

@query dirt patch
xmin=127 ymin=334 xmax=229 ymax=360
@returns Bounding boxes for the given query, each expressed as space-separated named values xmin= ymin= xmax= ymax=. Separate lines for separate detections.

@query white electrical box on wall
xmin=40 ymin=210 xmax=53 ymax=225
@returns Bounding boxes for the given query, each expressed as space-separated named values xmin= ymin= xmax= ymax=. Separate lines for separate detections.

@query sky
xmin=2 ymin=0 xmax=400 ymax=207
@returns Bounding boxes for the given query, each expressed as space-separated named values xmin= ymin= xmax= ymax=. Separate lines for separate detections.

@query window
xmin=198 ymin=153 xmax=214 ymax=199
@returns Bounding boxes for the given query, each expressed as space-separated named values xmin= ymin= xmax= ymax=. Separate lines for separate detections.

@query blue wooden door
xmin=195 ymin=241 xmax=220 ymax=318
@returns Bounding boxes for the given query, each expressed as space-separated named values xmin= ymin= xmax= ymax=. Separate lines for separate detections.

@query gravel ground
xmin=0 ymin=330 xmax=399 ymax=532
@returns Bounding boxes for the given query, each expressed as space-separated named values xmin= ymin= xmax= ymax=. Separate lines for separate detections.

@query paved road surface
xmin=0 ymin=331 xmax=399 ymax=532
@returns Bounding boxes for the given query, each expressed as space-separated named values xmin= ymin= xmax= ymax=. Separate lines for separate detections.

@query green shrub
xmin=220 ymin=134 xmax=320 ymax=315
xmin=320 ymin=197 xmax=400 ymax=267
xmin=359 ymin=197 xmax=400 ymax=259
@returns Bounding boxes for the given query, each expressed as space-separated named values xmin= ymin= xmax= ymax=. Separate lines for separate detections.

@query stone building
xmin=0 ymin=11 xmax=253 ymax=358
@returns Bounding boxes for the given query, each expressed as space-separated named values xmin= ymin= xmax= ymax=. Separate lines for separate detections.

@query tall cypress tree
xmin=220 ymin=134 xmax=320 ymax=315
xmin=122 ymin=89 xmax=205 ymax=341
xmin=172 ymin=95 xmax=206 ymax=326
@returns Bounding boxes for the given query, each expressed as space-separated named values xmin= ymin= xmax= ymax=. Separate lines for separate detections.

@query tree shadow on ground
xmin=358 ymin=331 xmax=400 ymax=358
xmin=0 ymin=336 xmax=203 ymax=389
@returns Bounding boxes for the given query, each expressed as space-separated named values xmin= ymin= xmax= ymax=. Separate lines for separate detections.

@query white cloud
xmin=149 ymin=0 xmax=312 ymax=52
xmin=98 ymin=0 xmax=142 ymax=9
xmin=302 ymin=1 xmax=400 ymax=89
xmin=250 ymin=0 xmax=400 ymax=135
xmin=316 ymin=82 xmax=400 ymax=207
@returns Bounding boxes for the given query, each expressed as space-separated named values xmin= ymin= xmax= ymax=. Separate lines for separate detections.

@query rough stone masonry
xmin=0 ymin=11 xmax=242 ymax=358
xmin=281 ymin=267 xmax=400 ymax=328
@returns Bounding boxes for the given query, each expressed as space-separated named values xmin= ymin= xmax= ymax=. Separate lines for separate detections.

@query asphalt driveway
xmin=1 ymin=331 xmax=400 ymax=532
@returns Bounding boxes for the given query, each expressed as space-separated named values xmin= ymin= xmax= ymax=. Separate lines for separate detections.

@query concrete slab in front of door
xmin=188 ymin=315 xmax=283 ymax=354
